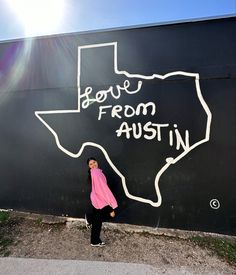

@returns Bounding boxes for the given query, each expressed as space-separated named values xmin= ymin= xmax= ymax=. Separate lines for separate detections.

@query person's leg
xmin=85 ymin=212 xmax=93 ymax=227
xmin=85 ymin=203 xmax=93 ymax=228
xmin=91 ymin=208 xmax=102 ymax=245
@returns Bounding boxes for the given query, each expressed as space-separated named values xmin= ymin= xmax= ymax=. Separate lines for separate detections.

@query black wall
xmin=0 ymin=17 xmax=235 ymax=235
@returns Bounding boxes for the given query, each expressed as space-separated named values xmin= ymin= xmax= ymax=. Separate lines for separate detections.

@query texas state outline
xmin=35 ymin=42 xmax=212 ymax=207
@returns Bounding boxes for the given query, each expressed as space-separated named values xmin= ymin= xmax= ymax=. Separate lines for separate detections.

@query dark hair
xmin=87 ymin=157 xmax=97 ymax=184
xmin=87 ymin=157 xmax=97 ymax=165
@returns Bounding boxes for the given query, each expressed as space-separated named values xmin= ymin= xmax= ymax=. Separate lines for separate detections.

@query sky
xmin=0 ymin=0 xmax=235 ymax=41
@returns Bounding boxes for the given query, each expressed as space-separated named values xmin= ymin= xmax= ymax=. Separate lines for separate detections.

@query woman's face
xmin=88 ymin=159 xmax=98 ymax=169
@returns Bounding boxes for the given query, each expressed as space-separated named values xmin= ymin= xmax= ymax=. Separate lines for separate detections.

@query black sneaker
xmin=85 ymin=214 xmax=92 ymax=229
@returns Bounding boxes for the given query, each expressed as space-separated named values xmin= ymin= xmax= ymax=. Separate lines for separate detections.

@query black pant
xmin=87 ymin=205 xmax=113 ymax=245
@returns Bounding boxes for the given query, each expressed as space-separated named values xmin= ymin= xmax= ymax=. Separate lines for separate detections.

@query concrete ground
xmin=0 ymin=211 xmax=235 ymax=275
xmin=0 ymin=257 xmax=231 ymax=275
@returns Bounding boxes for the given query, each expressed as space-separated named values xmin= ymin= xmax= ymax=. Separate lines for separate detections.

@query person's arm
xmin=92 ymin=169 xmax=118 ymax=209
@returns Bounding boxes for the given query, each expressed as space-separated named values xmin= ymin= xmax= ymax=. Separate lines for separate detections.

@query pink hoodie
xmin=90 ymin=168 xmax=118 ymax=210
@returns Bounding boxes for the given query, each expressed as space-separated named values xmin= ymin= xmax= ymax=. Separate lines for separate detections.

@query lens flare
xmin=7 ymin=0 xmax=65 ymax=36
xmin=0 ymin=39 xmax=33 ymax=103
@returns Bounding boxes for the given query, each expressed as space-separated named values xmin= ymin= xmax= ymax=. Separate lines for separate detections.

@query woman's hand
xmin=110 ymin=211 xmax=115 ymax=218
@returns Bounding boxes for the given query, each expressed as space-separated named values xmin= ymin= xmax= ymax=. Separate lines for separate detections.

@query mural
xmin=35 ymin=42 xmax=212 ymax=207
xmin=0 ymin=16 xmax=235 ymax=234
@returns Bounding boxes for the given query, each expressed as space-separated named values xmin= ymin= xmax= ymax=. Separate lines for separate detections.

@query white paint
xmin=115 ymin=122 xmax=190 ymax=149
xmin=99 ymin=102 xmax=156 ymax=120
xmin=80 ymin=87 xmax=95 ymax=109
xmin=80 ymin=79 xmax=143 ymax=109
xmin=152 ymin=123 xmax=169 ymax=141
xmin=116 ymin=122 xmax=132 ymax=139
xmin=210 ymin=199 xmax=220 ymax=209
xmin=98 ymin=105 xmax=112 ymax=120
xmin=174 ymin=128 xmax=190 ymax=150
xmin=116 ymin=121 xmax=171 ymax=141
xmin=35 ymin=42 xmax=212 ymax=207
xmin=111 ymin=105 xmax=123 ymax=119
xmin=136 ymin=102 xmax=156 ymax=116
xmin=124 ymin=105 xmax=136 ymax=117
xmin=132 ymin=123 xmax=142 ymax=139
xmin=169 ymin=130 xmax=173 ymax=147
xmin=143 ymin=122 xmax=159 ymax=140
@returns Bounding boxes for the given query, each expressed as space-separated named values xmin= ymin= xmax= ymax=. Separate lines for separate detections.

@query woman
xmin=85 ymin=157 xmax=118 ymax=247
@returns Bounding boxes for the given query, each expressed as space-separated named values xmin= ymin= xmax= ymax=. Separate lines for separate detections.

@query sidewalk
xmin=0 ymin=257 xmax=159 ymax=275
xmin=0 ymin=257 xmax=228 ymax=275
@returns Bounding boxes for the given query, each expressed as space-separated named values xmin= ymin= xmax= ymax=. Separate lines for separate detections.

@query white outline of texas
xmin=35 ymin=42 xmax=212 ymax=207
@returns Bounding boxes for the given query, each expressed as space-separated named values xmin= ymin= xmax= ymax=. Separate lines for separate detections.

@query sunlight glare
xmin=8 ymin=0 xmax=65 ymax=36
